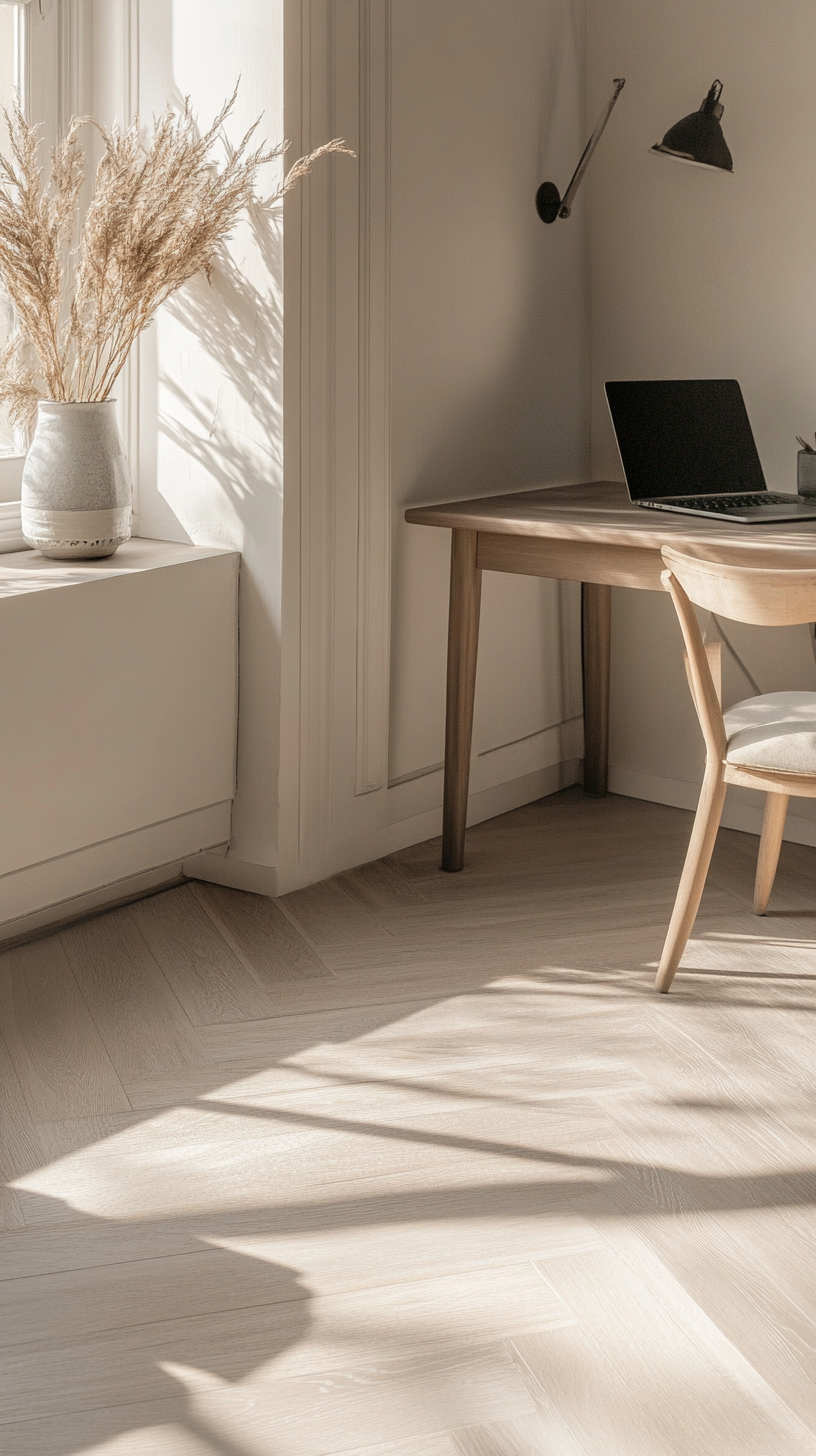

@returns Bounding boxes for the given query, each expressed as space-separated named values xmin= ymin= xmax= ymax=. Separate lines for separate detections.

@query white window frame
xmin=0 ymin=0 xmax=89 ymax=505
xmin=0 ymin=2 xmax=28 ymax=493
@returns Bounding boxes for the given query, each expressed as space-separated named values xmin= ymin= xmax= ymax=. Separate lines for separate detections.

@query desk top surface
xmin=405 ymin=480 xmax=816 ymax=562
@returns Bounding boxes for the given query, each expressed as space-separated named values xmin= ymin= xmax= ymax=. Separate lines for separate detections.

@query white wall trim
xmin=182 ymin=850 xmax=278 ymax=897
xmin=383 ymin=759 xmax=583 ymax=859
xmin=118 ymin=0 xmax=139 ymax=151
xmin=354 ymin=0 xmax=391 ymax=796
xmin=387 ymin=716 xmax=584 ymax=826
xmin=609 ymin=765 xmax=816 ymax=849
xmin=283 ymin=0 xmax=337 ymax=876
xmin=282 ymin=0 xmax=396 ymax=887
xmin=58 ymin=0 xmax=91 ymax=125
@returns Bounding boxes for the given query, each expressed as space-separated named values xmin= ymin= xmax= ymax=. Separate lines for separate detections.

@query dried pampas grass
xmin=0 ymin=92 xmax=351 ymax=430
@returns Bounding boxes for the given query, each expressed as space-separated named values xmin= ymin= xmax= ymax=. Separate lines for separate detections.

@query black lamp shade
xmin=652 ymin=80 xmax=733 ymax=172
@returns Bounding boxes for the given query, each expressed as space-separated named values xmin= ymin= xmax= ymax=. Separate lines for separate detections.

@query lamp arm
xmin=558 ymin=77 xmax=626 ymax=217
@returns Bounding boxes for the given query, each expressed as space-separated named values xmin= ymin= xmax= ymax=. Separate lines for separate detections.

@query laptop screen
xmin=605 ymin=379 xmax=767 ymax=500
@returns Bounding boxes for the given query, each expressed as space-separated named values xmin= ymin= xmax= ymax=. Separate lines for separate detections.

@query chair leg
xmin=753 ymin=793 xmax=788 ymax=915
xmin=655 ymin=767 xmax=727 ymax=994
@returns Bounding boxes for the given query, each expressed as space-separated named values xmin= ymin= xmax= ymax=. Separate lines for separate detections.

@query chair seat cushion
xmin=724 ymin=691 xmax=816 ymax=774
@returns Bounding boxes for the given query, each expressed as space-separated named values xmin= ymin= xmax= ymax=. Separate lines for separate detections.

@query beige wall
xmin=589 ymin=0 xmax=816 ymax=843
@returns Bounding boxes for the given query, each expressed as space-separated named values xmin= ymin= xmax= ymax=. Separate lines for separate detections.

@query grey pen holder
xmin=798 ymin=450 xmax=816 ymax=497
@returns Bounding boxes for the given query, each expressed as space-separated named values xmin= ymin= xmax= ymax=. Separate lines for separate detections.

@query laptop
xmin=605 ymin=378 xmax=816 ymax=522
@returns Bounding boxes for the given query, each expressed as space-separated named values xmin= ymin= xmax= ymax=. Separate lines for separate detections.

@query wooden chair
xmin=656 ymin=544 xmax=816 ymax=993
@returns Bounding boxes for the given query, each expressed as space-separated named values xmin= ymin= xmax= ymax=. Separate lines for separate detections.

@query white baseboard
xmin=609 ymin=764 xmax=816 ymax=849
xmin=608 ymin=767 xmax=706 ymax=816
xmin=386 ymin=719 xmax=583 ymax=827
xmin=0 ymin=800 xmax=232 ymax=938
xmin=0 ymin=863 xmax=190 ymax=948
xmin=182 ymin=850 xmax=278 ymax=897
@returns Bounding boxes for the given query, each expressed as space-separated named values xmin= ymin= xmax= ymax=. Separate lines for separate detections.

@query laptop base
xmin=637 ymin=497 xmax=816 ymax=524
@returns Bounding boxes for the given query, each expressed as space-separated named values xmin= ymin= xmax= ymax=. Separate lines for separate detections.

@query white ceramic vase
xmin=21 ymin=400 xmax=132 ymax=560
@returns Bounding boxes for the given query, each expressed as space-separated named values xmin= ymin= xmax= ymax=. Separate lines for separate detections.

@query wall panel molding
xmin=354 ymin=0 xmax=391 ymax=796
xmin=58 ymin=0 xmax=92 ymax=124
xmin=294 ymin=0 xmax=338 ymax=872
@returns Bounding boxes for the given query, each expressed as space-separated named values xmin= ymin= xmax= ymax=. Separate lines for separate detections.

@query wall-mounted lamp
xmin=536 ymin=78 xmax=626 ymax=223
xmin=652 ymin=80 xmax=733 ymax=173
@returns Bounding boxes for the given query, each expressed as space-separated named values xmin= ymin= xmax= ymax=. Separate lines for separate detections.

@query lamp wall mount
xmin=536 ymin=77 xmax=625 ymax=223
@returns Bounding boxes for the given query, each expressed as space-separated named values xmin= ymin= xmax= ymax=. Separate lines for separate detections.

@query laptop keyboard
xmin=643 ymin=493 xmax=793 ymax=511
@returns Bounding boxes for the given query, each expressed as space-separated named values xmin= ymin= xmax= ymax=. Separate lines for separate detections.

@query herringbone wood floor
xmin=2 ymin=788 xmax=816 ymax=1455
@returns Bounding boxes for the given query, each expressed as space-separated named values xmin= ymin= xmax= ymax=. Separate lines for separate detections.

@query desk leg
xmin=582 ymin=581 xmax=611 ymax=797
xmin=441 ymin=529 xmax=482 ymax=871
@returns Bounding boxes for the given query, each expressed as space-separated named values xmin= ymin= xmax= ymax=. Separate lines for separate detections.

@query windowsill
xmin=0 ymin=532 xmax=232 ymax=586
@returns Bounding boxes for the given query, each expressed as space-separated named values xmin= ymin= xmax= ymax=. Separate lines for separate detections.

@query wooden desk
xmin=405 ymin=480 xmax=816 ymax=871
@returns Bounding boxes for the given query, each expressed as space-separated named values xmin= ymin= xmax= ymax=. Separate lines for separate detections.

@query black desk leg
xmin=582 ymin=581 xmax=611 ymax=796
xmin=441 ymin=529 xmax=482 ymax=871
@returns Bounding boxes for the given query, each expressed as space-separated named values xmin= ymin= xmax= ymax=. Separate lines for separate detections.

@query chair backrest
xmin=661 ymin=544 xmax=816 ymax=764
xmin=661 ymin=545 xmax=816 ymax=626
